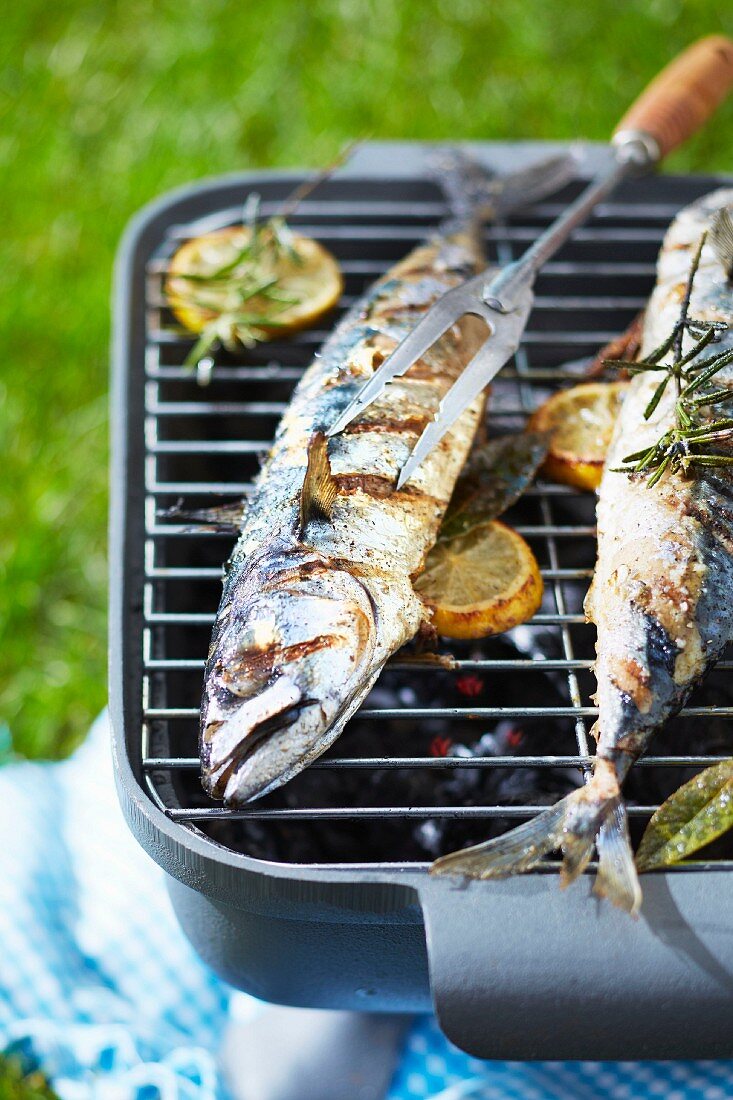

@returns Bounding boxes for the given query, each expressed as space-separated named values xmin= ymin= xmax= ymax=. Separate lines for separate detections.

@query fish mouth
xmin=203 ymin=705 xmax=319 ymax=803
xmin=201 ymin=674 xmax=318 ymax=802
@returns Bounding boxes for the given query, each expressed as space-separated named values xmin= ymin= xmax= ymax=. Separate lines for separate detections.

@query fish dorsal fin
xmin=710 ymin=207 xmax=733 ymax=281
xmin=299 ymin=431 xmax=337 ymax=533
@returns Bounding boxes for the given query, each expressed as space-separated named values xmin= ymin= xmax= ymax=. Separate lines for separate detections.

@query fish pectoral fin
xmin=160 ymin=499 xmax=247 ymax=532
xmin=299 ymin=431 xmax=338 ymax=533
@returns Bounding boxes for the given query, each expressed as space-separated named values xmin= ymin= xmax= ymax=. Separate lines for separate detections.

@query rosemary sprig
xmin=178 ymin=210 xmax=302 ymax=373
xmin=181 ymin=268 xmax=298 ymax=369
xmin=171 ymin=144 xmax=356 ymax=378
xmin=609 ymin=231 xmax=733 ymax=485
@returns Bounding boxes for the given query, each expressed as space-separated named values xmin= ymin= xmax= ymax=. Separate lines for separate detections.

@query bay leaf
xmin=636 ymin=759 xmax=733 ymax=871
xmin=438 ymin=431 xmax=549 ymax=543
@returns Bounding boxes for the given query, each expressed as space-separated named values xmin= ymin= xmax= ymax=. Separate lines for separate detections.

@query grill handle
xmin=419 ymin=871 xmax=733 ymax=1060
xmin=613 ymin=35 xmax=733 ymax=161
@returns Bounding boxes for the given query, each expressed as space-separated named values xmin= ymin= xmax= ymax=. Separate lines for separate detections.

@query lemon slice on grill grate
xmin=415 ymin=520 xmax=543 ymax=640
xmin=528 ymin=381 xmax=628 ymax=491
xmin=167 ymin=225 xmax=343 ymax=342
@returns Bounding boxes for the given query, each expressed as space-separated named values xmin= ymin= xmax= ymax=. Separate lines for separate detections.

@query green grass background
xmin=2 ymin=0 xmax=732 ymax=760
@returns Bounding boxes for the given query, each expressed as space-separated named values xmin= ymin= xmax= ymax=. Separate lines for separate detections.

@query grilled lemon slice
xmin=528 ymin=381 xmax=628 ymax=491
xmin=167 ymin=225 xmax=343 ymax=340
xmin=415 ymin=520 xmax=543 ymax=640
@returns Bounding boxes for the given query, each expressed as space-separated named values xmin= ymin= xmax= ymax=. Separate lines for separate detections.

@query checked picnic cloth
xmin=0 ymin=712 xmax=731 ymax=1099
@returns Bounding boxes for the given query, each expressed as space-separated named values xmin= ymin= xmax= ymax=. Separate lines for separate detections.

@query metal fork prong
xmin=395 ymin=337 xmax=518 ymax=490
xmin=326 ymin=284 xmax=481 ymax=437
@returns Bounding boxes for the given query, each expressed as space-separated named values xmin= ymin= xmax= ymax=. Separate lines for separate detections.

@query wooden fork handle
xmin=613 ymin=35 xmax=733 ymax=161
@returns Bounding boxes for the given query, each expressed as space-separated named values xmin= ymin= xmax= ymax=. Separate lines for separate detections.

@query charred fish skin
xmin=432 ymin=189 xmax=733 ymax=914
xmin=200 ymin=157 xmax=494 ymax=806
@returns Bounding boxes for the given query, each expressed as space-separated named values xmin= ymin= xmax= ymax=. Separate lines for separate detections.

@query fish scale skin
xmin=200 ymin=225 xmax=490 ymax=805
xmin=587 ymin=188 xmax=733 ymax=779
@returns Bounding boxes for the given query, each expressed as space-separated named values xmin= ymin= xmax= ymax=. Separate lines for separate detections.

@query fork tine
xmin=394 ymin=286 xmax=530 ymax=488
xmin=395 ymin=311 xmax=528 ymax=489
xmin=326 ymin=283 xmax=479 ymax=437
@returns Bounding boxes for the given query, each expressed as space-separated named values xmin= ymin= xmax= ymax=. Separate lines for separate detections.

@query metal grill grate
xmin=135 ymin=165 xmax=733 ymax=869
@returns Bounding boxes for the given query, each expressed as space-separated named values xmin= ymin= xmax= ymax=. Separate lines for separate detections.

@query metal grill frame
xmin=111 ymin=142 xmax=733 ymax=1059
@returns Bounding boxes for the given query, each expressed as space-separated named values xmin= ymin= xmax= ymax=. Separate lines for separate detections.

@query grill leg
xmin=221 ymin=1007 xmax=413 ymax=1100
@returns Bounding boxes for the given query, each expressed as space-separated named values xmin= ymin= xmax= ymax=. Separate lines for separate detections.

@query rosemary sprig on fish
xmin=610 ymin=217 xmax=733 ymax=485
xmin=432 ymin=190 xmax=733 ymax=915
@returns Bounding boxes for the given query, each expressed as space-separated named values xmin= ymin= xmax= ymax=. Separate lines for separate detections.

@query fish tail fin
xmin=431 ymin=147 xmax=499 ymax=228
xmin=594 ymin=800 xmax=642 ymax=917
xmin=430 ymin=795 xmax=572 ymax=879
xmin=431 ymin=759 xmax=642 ymax=915
xmin=431 ymin=145 xmax=578 ymax=228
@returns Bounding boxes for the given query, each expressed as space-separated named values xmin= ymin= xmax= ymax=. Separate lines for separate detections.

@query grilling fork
xmin=328 ymin=36 xmax=733 ymax=488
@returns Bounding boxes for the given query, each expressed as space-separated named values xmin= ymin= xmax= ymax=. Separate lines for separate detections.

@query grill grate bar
xmin=148 ymin=326 xmax=629 ymax=348
xmin=149 ymin=257 xmax=658 ymax=279
xmin=147 ymin=399 xmax=584 ymax=419
xmin=139 ymin=657 xmax=733 ymax=675
xmin=143 ymin=656 xmax=600 ymax=671
xmin=146 ymin=438 xmax=268 ymax=455
xmin=148 ymin=288 xmax=648 ymax=312
xmin=144 ymin=564 xmax=592 ymax=582
xmin=153 ymin=222 xmax=667 ymax=248
xmin=166 ymin=804 xmax=665 ymax=822
xmin=146 ymin=520 xmax=597 ymax=540
xmin=143 ymin=754 xmax=732 ymax=771
xmin=149 ymin=195 xmax=691 ymax=235
xmin=143 ymin=609 xmax=591 ymax=625
xmin=145 ymin=364 xmax=620 ymax=383
xmin=144 ymin=477 xmax=580 ymax=499
xmin=147 ymin=704 xmax=731 ymax=720
xmin=146 ymin=705 xmax=603 ymax=719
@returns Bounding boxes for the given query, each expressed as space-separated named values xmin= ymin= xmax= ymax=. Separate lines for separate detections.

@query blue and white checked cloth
xmin=1 ymin=712 xmax=731 ymax=1100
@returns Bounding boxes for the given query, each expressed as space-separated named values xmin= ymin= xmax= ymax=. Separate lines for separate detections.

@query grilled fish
xmin=432 ymin=189 xmax=733 ymax=913
xmin=199 ymin=152 xmax=574 ymax=805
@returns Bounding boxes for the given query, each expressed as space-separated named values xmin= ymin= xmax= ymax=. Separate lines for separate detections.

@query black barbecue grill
xmin=111 ymin=142 xmax=733 ymax=1060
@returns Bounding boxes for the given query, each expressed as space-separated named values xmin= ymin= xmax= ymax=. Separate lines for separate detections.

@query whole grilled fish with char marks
xmin=199 ymin=152 xmax=569 ymax=806
xmin=432 ymin=189 xmax=733 ymax=913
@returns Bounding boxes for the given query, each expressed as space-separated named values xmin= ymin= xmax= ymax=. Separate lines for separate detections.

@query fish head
xmin=200 ymin=546 xmax=377 ymax=805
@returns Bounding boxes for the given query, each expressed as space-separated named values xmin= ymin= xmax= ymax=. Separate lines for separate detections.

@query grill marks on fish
xmin=432 ymin=189 xmax=733 ymax=914
xmin=341 ymin=415 xmax=431 ymax=436
xmin=332 ymin=473 xmax=440 ymax=502
xmin=219 ymin=635 xmax=336 ymax=686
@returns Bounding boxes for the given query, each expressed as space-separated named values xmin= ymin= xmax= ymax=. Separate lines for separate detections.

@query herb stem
xmin=673 ymin=232 xmax=707 ymax=363
xmin=612 ymin=229 xmax=733 ymax=486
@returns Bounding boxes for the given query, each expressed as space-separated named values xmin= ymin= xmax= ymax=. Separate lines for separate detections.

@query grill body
xmin=111 ymin=142 xmax=733 ymax=1058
